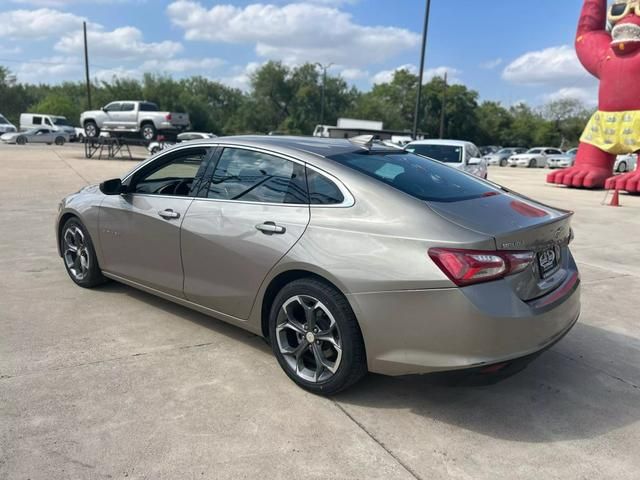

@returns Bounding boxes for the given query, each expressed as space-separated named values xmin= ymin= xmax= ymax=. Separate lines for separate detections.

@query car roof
xmin=407 ymin=139 xmax=470 ymax=147
xmin=182 ymin=135 xmax=400 ymax=158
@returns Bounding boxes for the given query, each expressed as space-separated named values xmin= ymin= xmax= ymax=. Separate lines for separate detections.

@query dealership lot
xmin=1 ymin=144 xmax=639 ymax=479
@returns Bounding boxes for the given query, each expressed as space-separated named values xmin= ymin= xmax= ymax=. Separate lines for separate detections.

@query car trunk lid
xmin=427 ymin=191 xmax=573 ymax=301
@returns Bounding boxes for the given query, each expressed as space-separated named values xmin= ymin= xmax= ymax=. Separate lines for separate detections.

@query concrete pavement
xmin=1 ymin=144 xmax=638 ymax=479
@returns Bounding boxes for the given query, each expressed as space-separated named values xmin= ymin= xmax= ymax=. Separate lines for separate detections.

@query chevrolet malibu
xmin=56 ymin=136 xmax=580 ymax=395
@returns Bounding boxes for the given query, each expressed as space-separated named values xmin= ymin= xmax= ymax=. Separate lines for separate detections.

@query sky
xmin=0 ymin=0 xmax=598 ymax=106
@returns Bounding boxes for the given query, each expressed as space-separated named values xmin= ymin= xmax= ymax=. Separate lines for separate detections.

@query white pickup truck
xmin=80 ymin=101 xmax=190 ymax=141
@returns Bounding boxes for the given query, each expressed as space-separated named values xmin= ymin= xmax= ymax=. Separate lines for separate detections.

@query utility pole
xmin=439 ymin=72 xmax=447 ymax=139
xmin=412 ymin=0 xmax=431 ymax=140
xmin=316 ymin=63 xmax=333 ymax=126
xmin=83 ymin=21 xmax=92 ymax=110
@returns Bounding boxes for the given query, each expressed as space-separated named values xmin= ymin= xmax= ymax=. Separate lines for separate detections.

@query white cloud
xmin=340 ymin=68 xmax=369 ymax=81
xmin=480 ymin=58 xmax=503 ymax=70
xmin=10 ymin=0 xmax=144 ymax=5
xmin=215 ymin=62 xmax=262 ymax=91
xmin=55 ymin=26 xmax=183 ymax=61
xmin=14 ymin=56 xmax=82 ymax=83
xmin=371 ymin=64 xmax=461 ymax=85
xmin=542 ymin=86 xmax=598 ymax=106
xmin=140 ymin=57 xmax=225 ymax=74
xmin=0 ymin=8 xmax=87 ymax=39
xmin=167 ymin=1 xmax=419 ymax=67
xmin=502 ymin=45 xmax=594 ymax=87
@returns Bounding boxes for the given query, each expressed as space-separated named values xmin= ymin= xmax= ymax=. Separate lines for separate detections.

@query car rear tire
xmin=84 ymin=121 xmax=99 ymax=138
xmin=16 ymin=136 xmax=26 ymax=145
xmin=55 ymin=136 xmax=65 ymax=146
xmin=141 ymin=123 xmax=157 ymax=141
xmin=269 ymin=278 xmax=367 ymax=395
xmin=60 ymin=218 xmax=108 ymax=288
xmin=617 ymin=161 xmax=627 ymax=173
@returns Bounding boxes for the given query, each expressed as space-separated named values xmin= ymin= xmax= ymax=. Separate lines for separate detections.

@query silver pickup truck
xmin=80 ymin=101 xmax=190 ymax=141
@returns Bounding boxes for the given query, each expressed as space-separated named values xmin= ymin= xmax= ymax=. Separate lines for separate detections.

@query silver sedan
xmin=1 ymin=127 xmax=69 ymax=145
xmin=56 ymin=136 xmax=580 ymax=394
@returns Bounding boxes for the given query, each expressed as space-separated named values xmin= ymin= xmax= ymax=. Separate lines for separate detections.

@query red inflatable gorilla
xmin=548 ymin=0 xmax=640 ymax=192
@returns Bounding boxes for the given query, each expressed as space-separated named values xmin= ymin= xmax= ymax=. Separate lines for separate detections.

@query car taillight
xmin=428 ymin=248 xmax=534 ymax=286
xmin=165 ymin=113 xmax=172 ymax=121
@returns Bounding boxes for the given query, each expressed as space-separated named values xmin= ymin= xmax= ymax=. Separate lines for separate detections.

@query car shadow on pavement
xmin=95 ymin=283 xmax=639 ymax=443
xmin=335 ymin=322 xmax=640 ymax=443
xmin=96 ymin=281 xmax=273 ymax=355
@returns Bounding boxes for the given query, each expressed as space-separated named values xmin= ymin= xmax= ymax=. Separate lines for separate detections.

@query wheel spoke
xmin=316 ymin=333 xmax=341 ymax=352
xmin=74 ymin=229 xmax=85 ymax=248
xmin=64 ymin=229 xmax=76 ymax=248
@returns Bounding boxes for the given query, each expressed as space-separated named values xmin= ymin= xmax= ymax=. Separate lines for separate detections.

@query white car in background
xmin=485 ymin=147 xmax=528 ymax=167
xmin=547 ymin=148 xmax=579 ymax=169
xmin=615 ymin=153 xmax=637 ymax=173
xmin=147 ymin=131 xmax=217 ymax=155
xmin=508 ymin=147 xmax=563 ymax=168
xmin=405 ymin=139 xmax=488 ymax=179
xmin=0 ymin=114 xmax=17 ymax=134
xmin=0 ymin=127 xmax=69 ymax=145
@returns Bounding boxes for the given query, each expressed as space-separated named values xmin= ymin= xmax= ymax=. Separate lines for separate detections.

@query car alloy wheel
xmin=63 ymin=225 xmax=91 ymax=281
xmin=142 ymin=124 xmax=156 ymax=141
xmin=85 ymin=122 xmax=98 ymax=138
xmin=275 ymin=295 xmax=343 ymax=383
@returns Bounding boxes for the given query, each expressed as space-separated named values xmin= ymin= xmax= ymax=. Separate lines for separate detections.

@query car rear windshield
xmin=329 ymin=151 xmax=497 ymax=203
xmin=405 ymin=144 xmax=462 ymax=163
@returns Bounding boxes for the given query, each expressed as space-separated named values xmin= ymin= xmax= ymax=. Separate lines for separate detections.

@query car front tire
xmin=16 ymin=136 xmax=26 ymax=145
xmin=528 ymin=159 xmax=536 ymax=168
xmin=500 ymin=159 xmax=507 ymax=167
xmin=60 ymin=218 xmax=108 ymax=288
xmin=269 ymin=278 xmax=367 ymax=395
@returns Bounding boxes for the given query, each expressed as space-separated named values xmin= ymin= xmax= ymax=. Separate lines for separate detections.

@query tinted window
xmin=406 ymin=144 xmax=463 ymax=163
xmin=205 ymin=148 xmax=308 ymax=204
xmin=0 ymin=115 xmax=8 ymax=124
xmin=32 ymin=116 xmax=42 ymax=125
xmin=104 ymin=103 xmax=121 ymax=112
xmin=139 ymin=102 xmax=159 ymax=112
xmin=44 ymin=118 xmax=52 ymax=126
xmin=121 ymin=103 xmax=135 ymax=112
xmin=133 ymin=148 xmax=210 ymax=197
xmin=330 ymin=152 xmax=496 ymax=203
xmin=52 ymin=117 xmax=70 ymax=126
xmin=307 ymin=169 xmax=344 ymax=205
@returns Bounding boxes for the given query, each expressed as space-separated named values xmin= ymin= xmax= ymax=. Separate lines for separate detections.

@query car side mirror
xmin=468 ymin=157 xmax=481 ymax=165
xmin=100 ymin=178 xmax=125 ymax=195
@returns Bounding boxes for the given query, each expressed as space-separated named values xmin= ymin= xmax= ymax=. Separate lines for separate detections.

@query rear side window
xmin=121 ymin=103 xmax=135 ymax=112
xmin=139 ymin=102 xmax=159 ymax=112
xmin=32 ymin=116 xmax=42 ymax=125
xmin=330 ymin=152 xmax=496 ymax=203
xmin=307 ymin=169 xmax=344 ymax=205
xmin=205 ymin=148 xmax=308 ymax=204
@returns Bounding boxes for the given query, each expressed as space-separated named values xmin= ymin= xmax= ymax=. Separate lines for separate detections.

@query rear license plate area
xmin=537 ymin=246 xmax=561 ymax=278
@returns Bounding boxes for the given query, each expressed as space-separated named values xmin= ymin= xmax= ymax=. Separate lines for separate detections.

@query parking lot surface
xmin=1 ymin=144 xmax=639 ymax=479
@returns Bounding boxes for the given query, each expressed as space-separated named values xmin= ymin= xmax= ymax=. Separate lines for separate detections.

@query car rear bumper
xmin=347 ymin=269 xmax=580 ymax=376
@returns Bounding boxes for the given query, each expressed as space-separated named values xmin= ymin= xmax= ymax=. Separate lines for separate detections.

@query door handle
xmin=256 ymin=221 xmax=286 ymax=235
xmin=158 ymin=209 xmax=180 ymax=220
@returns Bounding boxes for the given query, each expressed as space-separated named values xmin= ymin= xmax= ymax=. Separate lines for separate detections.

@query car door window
xmin=120 ymin=103 xmax=135 ymax=112
xmin=132 ymin=148 xmax=211 ymax=197
xmin=205 ymin=148 xmax=308 ymax=204
xmin=104 ymin=103 xmax=121 ymax=112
